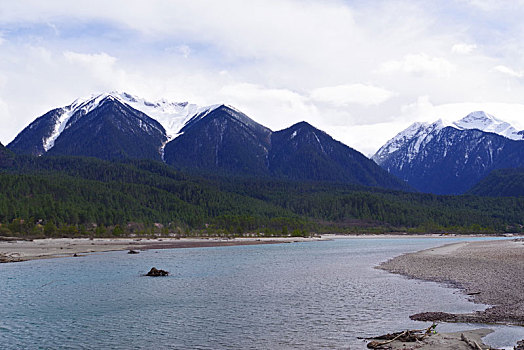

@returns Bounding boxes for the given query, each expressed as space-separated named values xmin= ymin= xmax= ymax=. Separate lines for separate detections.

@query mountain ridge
xmin=373 ymin=111 xmax=524 ymax=194
xmin=8 ymin=92 xmax=409 ymax=190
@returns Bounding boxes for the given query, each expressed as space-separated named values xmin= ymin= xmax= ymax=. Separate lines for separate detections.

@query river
xmin=1 ymin=236 xmax=523 ymax=349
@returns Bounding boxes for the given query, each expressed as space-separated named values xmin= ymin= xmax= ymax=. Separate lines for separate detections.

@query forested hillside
xmin=467 ymin=168 xmax=524 ymax=197
xmin=0 ymin=155 xmax=522 ymax=237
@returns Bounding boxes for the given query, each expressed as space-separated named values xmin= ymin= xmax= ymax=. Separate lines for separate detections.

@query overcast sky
xmin=2 ymin=0 xmax=524 ymax=155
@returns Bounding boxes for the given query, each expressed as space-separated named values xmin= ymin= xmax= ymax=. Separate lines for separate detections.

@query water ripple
xmin=1 ymin=237 xmax=523 ymax=349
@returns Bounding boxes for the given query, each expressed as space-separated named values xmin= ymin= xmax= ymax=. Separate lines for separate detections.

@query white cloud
xmin=2 ymin=1 xmax=524 ymax=155
xmin=460 ymin=0 xmax=524 ymax=11
xmin=379 ymin=53 xmax=456 ymax=78
xmin=219 ymin=83 xmax=317 ymax=130
xmin=62 ymin=51 xmax=128 ymax=90
xmin=494 ymin=65 xmax=524 ymax=78
xmin=177 ymin=45 xmax=191 ymax=58
xmin=63 ymin=51 xmax=117 ymax=66
xmin=310 ymin=84 xmax=395 ymax=107
xmin=400 ymin=96 xmax=524 ymax=130
xmin=451 ymin=43 xmax=477 ymax=54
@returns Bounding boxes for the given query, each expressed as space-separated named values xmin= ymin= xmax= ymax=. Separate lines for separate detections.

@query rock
xmin=128 ymin=250 xmax=139 ymax=254
xmin=515 ymin=339 xmax=524 ymax=350
xmin=146 ymin=267 xmax=169 ymax=276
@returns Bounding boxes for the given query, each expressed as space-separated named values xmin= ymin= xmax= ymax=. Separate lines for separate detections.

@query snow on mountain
xmin=42 ymin=94 xmax=117 ymax=151
xmin=373 ymin=119 xmax=446 ymax=164
xmin=112 ymin=92 xmax=220 ymax=140
xmin=452 ymin=111 xmax=522 ymax=140
xmin=373 ymin=111 xmax=523 ymax=164
xmin=40 ymin=92 xmax=220 ymax=153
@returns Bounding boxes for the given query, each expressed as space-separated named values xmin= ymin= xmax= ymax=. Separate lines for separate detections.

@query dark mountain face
xmin=9 ymin=97 xmax=167 ymax=161
xmin=48 ymin=97 xmax=166 ymax=161
xmin=8 ymin=108 xmax=65 ymax=156
xmin=269 ymin=122 xmax=410 ymax=189
xmin=163 ymin=105 xmax=272 ymax=175
xmin=467 ymin=168 xmax=524 ymax=197
xmin=9 ymin=95 xmax=409 ymax=191
xmin=165 ymin=111 xmax=409 ymax=190
xmin=376 ymin=126 xmax=524 ymax=194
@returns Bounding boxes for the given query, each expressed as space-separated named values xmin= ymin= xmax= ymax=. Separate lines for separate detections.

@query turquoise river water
xmin=1 ymin=236 xmax=524 ymax=349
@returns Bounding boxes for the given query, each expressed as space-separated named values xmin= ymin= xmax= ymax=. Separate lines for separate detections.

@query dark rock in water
xmin=515 ymin=339 xmax=524 ymax=350
xmin=128 ymin=250 xmax=139 ymax=254
xmin=146 ymin=267 xmax=169 ymax=276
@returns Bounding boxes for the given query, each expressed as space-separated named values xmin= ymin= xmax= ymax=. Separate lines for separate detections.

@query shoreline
xmin=379 ymin=238 xmax=524 ymax=326
xmin=0 ymin=236 xmax=324 ymax=263
xmin=0 ymin=233 xmax=515 ymax=263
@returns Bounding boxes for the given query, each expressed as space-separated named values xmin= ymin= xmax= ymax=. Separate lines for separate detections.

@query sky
xmin=2 ymin=0 xmax=524 ymax=156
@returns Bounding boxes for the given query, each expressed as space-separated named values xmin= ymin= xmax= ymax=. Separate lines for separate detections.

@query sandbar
xmin=379 ymin=238 xmax=524 ymax=325
xmin=0 ymin=236 xmax=322 ymax=263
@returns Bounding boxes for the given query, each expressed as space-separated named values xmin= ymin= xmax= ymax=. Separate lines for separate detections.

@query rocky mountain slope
xmin=373 ymin=112 xmax=524 ymax=194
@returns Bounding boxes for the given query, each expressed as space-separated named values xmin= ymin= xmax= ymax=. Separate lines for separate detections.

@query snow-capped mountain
xmin=8 ymin=92 xmax=219 ymax=158
xmin=374 ymin=111 xmax=523 ymax=165
xmin=10 ymin=95 xmax=169 ymax=160
xmin=8 ymin=92 xmax=410 ymax=190
xmin=373 ymin=111 xmax=524 ymax=194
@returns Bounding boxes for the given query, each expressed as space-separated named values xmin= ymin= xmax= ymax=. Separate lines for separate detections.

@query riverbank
xmin=379 ymin=238 xmax=524 ymax=326
xmin=0 ymin=234 xmax=512 ymax=263
xmin=0 ymin=236 xmax=323 ymax=263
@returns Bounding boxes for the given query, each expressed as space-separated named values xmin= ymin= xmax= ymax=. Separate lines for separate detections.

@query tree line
xmin=0 ymin=155 xmax=522 ymax=237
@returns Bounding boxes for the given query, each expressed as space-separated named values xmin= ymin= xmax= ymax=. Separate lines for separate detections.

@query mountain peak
xmin=454 ymin=111 xmax=498 ymax=129
xmin=461 ymin=110 xmax=495 ymax=122
xmin=289 ymin=121 xmax=315 ymax=129
xmin=451 ymin=111 xmax=521 ymax=140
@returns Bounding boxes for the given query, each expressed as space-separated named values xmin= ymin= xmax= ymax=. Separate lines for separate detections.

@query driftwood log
xmin=367 ymin=324 xmax=436 ymax=349
xmin=460 ymin=333 xmax=483 ymax=350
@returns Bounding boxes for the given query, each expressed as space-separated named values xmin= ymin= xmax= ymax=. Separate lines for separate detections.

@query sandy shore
xmin=379 ymin=238 xmax=524 ymax=326
xmin=0 ymin=236 xmax=322 ymax=263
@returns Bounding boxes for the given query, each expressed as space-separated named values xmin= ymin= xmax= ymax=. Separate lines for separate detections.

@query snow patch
xmin=313 ymin=132 xmax=325 ymax=153
xmin=42 ymin=108 xmax=69 ymax=151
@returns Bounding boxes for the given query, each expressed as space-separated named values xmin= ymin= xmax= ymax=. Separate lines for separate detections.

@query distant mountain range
xmin=373 ymin=111 xmax=524 ymax=194
xmin=9 ymin=92 xmax=524 ymax=195
xmin=7 ymin=92 xmax=409 ymax=191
